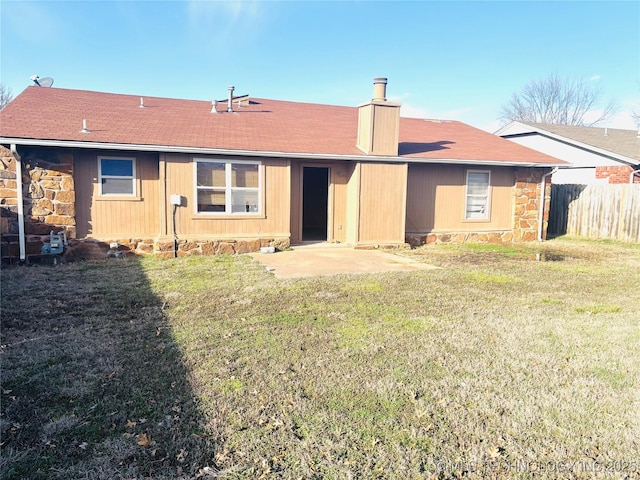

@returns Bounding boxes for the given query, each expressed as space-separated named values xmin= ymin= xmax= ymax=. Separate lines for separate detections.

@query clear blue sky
xmin=1 ymin=1 xmax=638 ymax=131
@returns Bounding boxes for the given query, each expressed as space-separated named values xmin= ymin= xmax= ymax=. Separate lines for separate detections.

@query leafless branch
xmin=0 ymin=84 xmax=13 ymax=110
xmin=499 ymin=73 xmax=618 ymax=127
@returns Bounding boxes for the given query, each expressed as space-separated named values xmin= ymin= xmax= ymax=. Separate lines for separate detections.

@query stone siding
xmin=0 ymin=145 xmax=77 ymax=263
xmin=513 ymin=168 xmax=549 ymax=242
xmin=0 ymin=147 xmax=19 ymax=259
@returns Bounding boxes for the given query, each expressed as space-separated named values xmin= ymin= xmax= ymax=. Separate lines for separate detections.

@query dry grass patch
xmin=2 ymin=237 xmax=639 ymax=479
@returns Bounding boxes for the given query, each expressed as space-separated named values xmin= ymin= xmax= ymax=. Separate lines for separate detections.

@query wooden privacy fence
xmin=549 ymin=184 xmax=640 ymax=242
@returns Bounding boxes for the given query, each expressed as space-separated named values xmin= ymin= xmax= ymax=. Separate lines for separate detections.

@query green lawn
xmin=1 ymin=238 xmax=639 ymax=479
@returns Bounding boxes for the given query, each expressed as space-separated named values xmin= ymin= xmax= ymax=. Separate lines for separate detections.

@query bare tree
xmin=631 ymin=84 xmax=640 ymax=129
xmin=632 ymin=108 xmax=640 ymax=130
xmin=499 ymin=73 xmax=618 ymax=127
xmin=0 ymin=84 xmax=13 ymax=110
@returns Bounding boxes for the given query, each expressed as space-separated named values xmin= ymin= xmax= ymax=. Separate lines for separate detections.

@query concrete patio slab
xmin=247 ymin=244 xmax=439 ymax=278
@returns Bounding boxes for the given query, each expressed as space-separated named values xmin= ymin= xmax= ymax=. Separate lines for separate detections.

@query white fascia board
xmin=498 ymin=127 xmax=639 ymax=166
xmin=1 ymin=137 xmax=562 ymax=168
xmin=1 ymin=137 xmax=374 ymax=161
xmin=493 ymin=121 xmax=528 ymax=136
xmin=402 ymin=157 xmax=563 ymax=167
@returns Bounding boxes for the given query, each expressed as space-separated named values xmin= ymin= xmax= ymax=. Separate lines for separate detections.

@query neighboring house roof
xmin=496 ymin=121 xmax=640 ymax=166
xmin=1 ymin=86 xmax=565 ymax=166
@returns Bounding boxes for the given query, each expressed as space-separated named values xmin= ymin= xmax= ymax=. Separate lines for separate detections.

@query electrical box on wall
xmin=170 ymin=194 xmax=182 ymax=206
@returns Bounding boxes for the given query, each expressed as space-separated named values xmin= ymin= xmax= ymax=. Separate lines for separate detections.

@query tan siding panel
xmin=74 ymin=150 xmax=160 ymax=238
xmin=372 ymin=105 xmax=400 ymax=155
xmin=358 ymin=162 xmax=407 ymax=243
xmin=330 ymin=162 xmax=350 ymax=243
xmin=290 ymin=162 xmax=301 ymax=244
xmin=357 ymin=105 xmax=373 ymax=153
xmin=165 ymin=154 xmax=290 ymax=239
xmin=345 ymin=162 xmax=361 ymax=244
xmin=406 ymin=164 xmax=514 ymax=233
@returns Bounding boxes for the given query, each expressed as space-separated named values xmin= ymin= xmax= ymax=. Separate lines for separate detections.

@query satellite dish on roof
xmin=30 ymin=75 xmax=54 ymax=87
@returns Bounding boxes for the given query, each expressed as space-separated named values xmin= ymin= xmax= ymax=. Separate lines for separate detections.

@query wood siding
xmin=345 ymin=163 xmax=361 ymax=244
xmin=75 ymin=151 xmax=290 ymax=241
xmin=356 ymin=103 xmax=400 ymax=156
xmin=164 ymin=154 xmax=291 ymax=239
xmin=75 ymin=150 xmax=160 ymax=238
xmin=371 ymin=105 xmax=400 ymax=156
xmin=74 ymin=150 xmax=522 ymax=245
xmin=330 ymin=162 xmax=353 ymax=243
xmin=406 ymin=164 xmax=514 ymax=234
xmin=357 ymin=162 xmax=407 ymax=243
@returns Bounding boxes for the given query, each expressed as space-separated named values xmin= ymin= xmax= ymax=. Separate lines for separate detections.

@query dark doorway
xmin=302 ymin=167 xmax=329 ymax=241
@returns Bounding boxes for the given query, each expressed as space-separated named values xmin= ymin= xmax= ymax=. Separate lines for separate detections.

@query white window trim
xmin=194 ymin=158 xmax=262 ymax=215
xmin=464 ymin=169 xmax=491 ymax=220
xmin=98 ymin=156 xmax=137 ymax=196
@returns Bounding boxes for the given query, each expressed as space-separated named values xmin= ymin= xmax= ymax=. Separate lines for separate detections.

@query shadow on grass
xmin=0 ymin=257 xmax=215 ymax=479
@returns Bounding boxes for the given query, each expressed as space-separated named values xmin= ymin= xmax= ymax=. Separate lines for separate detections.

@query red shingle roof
xmin=0 ymin=86 xmax=564 ymax=165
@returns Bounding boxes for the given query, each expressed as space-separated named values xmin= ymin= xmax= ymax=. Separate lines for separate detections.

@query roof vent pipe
xmin=604 ymin=127 xmax=608 ymax=136
xmin=140 ymin=97 xmax=145 ymax=108
xmin=81 ymin=119 xmax=90 ymax=133
xmin=211 ymin=100 xmax=219 ymax=113
xmin=227 ymin=85 xmax=235 ymax=113
xmin=372 ymin=77 xmax=388 ymax=102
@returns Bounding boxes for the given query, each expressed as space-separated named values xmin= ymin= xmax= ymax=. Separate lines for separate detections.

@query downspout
xmin=10 ymin=144 xmax=26 ymax=262
xmin=629 ymin=166 xmax=640 ymax=184
xmin=537 ymin=167 xmax=558 ymax=242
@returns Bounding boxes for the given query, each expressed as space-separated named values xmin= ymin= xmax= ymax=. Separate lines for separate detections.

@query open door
xmin=302 ymin=167 xmax=329 ymax=241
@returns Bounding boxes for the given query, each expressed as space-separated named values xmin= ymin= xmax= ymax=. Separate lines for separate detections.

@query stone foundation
xmin=2 ymin=236 xmax=291 ymax=264
xmin=150 ymin=237 xmax=290 ymax=259
xmin=406 ymin=231 xmax=514 ymax=247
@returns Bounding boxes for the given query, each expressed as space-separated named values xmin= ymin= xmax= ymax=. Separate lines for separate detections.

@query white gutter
xmin=537 ymin=167 xmax=558 ymax=242
xmin=0 ymin=137 xmax=565 ymax=168
xmin=10 ymin=144 xmax=26 ymax=262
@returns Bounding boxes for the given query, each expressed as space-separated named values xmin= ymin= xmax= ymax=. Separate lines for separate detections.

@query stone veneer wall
xmin=0 ymin=145 xmax=76 ymax=262
xmin=71 ymin=237 xmax=290 ymax=260
xmin=512 ymin=168 xmax=550 ymax=242
xmin=3 ymin=233 xmax=290 ymax=262
xmin=154 ymin=237 xmax=289 ymax=258
xmin=406 ymin=167 xmax=550 ymax=246
xmin=0 ymin=147 xmax=19 ymax=257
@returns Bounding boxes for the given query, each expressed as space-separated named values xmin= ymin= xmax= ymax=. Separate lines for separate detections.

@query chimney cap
xmin=372 ymin=77 xmax=388 ymax=102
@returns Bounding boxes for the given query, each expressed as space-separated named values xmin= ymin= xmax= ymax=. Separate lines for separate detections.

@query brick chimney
xmin=356 ymin=77 xmax=401 ymax=156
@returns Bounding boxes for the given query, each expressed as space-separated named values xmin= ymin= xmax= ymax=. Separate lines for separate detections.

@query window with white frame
xmin=99 ymin=157 xmax=136 ymax=196
xmin=195 ymin=159 xmax=261 ymax=214
xmin=465 ymin=170 xmax=491 ymax=220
